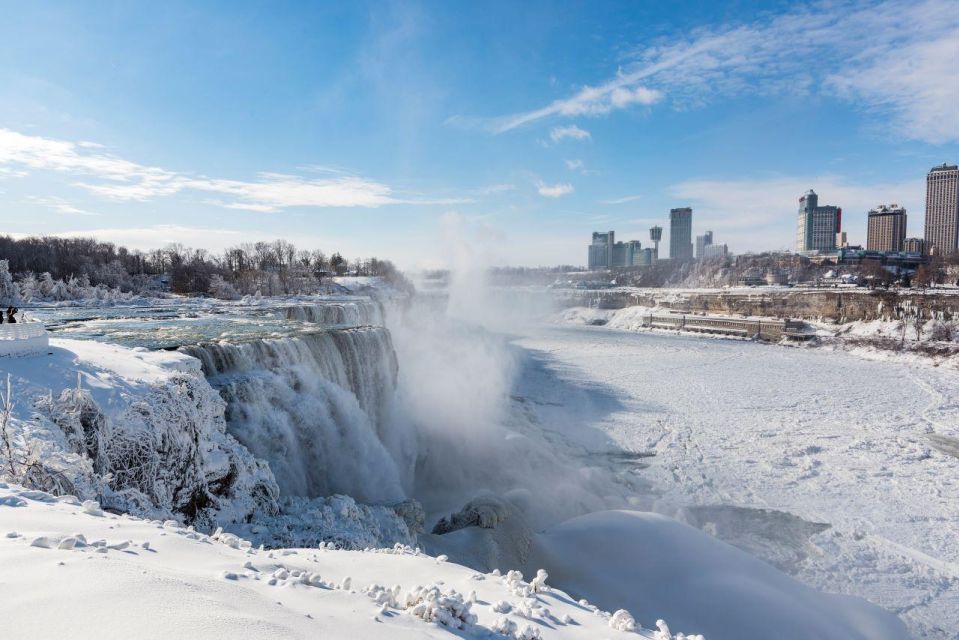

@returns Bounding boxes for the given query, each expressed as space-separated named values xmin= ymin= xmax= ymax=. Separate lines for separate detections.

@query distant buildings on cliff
xmin=796 ymin=163 xmax=957 ymax=260
xmin=587 ymin=161 xmax=957 ymax=271
xmin=588 ymin=208 xmax=727 ymax=269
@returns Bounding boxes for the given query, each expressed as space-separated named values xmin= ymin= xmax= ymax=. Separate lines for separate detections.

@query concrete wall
xmin=554 ymin=289 xmax=959 ymax=323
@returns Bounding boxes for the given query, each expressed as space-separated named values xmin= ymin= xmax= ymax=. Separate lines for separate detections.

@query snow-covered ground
xmin=1 ymin=481 xmax=909 ymax=640
xmin=0 ymin=292 xmax=943 ymax=639
xmin=519 ymin=320 xmax=959 ymax=639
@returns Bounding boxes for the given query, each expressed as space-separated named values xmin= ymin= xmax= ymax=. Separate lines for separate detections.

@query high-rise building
xmin=923 ymin=163 xmax=959 ymax=256
xmin=695 ymin=230 xmax=714 ymax=259
xmin=866 ymin=204 xmax=907 ymax=252
xmin=636 ymin=247 xmax=655 ymax=266
xmin=796 ymin=189 xmax=841 ymax=253
xmin=904 ymin=237 xmax=925 ymax=254
xmin=649 ymin=226 xmax=662 ymax=260
xmin=588 ymin=231 xmax=614 ymax=269
xmin=611 ymin=240 xmax=642 ymax=267
xmin=703 ymin=243 xmax=728 ymax=259
xmin=669 ymin=208 xmax=693 ymax=261
xmin=588 ymin=232 xmax=645 ymax=268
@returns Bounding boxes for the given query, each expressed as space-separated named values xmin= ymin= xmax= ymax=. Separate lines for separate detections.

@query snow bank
xmin=0 ymin=482 xmax=690 ymax=640
xmin=529 ymin=510 xmax=910 ymax=640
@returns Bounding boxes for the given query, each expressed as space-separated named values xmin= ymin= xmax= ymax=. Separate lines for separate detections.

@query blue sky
xmin=0 ymin=0 xmax=957 ymax=268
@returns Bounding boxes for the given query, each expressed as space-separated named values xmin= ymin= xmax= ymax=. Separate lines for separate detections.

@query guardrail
xmin=639 ymin=313 xmax=809 ymax=341
xmin=0 ymin=322 xmax=50 ymax=357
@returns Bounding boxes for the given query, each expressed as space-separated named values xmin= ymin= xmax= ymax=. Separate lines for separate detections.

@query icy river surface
xmin=514 ymin=323 xmax=958 ymax=640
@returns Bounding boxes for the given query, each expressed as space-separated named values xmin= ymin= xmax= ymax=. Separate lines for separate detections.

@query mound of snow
xmin=0 ymin=482 xmax=688 ymax=640
xmin=529 ymin=510 xmax=909 ymax=640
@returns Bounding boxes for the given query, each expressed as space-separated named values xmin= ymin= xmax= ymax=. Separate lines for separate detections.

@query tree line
xmin=0 ymin=235 xmax=406 ymax=300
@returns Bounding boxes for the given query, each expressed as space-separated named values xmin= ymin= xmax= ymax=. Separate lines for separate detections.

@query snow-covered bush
xmin=929 ymin=319 xmax=955 ymax=342
xmin=404 ymin=585 xmax=477 ymax=629
xmin=29 ymin=370 xmax=279 ymax=528
xmin=609 ymin=608 xmax=637 ymax=631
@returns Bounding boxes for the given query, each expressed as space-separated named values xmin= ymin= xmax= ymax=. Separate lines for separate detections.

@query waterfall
xmin=284 ymin=299 xmax=384 ymax=327
xmin=181 ymin=327 xmax=408 ymax=504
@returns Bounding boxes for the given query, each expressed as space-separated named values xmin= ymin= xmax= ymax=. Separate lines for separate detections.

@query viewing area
xmin=0 ymin=322 xmax=50 ymax=357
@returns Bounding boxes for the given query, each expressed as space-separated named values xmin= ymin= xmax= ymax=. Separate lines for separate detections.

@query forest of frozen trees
xmin=0 ymin=235 xmax=408 ymax=304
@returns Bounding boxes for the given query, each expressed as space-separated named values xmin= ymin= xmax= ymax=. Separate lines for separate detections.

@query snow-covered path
xmin=514 ymin=324 xmax=959 ymax=640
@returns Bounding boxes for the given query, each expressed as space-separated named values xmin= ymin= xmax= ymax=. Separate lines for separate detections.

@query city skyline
xmin=589 ymin=162 xmax=954 ymax=266
xmin=0 ymin=1 xmax=957 ymax=268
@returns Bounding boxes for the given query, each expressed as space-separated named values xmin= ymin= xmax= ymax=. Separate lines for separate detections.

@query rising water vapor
xmin=388 ymin=215 xmax=628 ymax=534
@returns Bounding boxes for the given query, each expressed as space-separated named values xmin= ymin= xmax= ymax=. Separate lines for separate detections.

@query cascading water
xmin=181 ymin=326 xmax=410 ymax=505
xmin=284 ymin=299 xmax=384 ymax=327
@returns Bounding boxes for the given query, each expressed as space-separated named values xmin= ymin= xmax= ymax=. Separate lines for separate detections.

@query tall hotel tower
xmin=924 ymin=163 xmax=959 ymax=256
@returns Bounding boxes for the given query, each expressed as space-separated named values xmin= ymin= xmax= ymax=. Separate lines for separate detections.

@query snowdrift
xmin=0 ymin=482 xmax=699 ymax=640
xmin=529 ymin=510 xmax=910 ymax=640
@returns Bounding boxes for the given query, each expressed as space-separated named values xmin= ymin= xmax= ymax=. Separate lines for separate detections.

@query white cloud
xmin=609 ymin=86 xmax=663 ymax=110
xmin=549 ymin=125 xmax=591 ymax=143
xmin=0 ymin=128 xmax=461 ymax=211
xmin=669 ymin=174 xmax=925 ymax=251
xmin=25 ymin=195 xmax=97 ymax=216
xmin=600 ymin=194 xmax=642 ymax=205
xmin=489 ymin=0 xmax=959 ymax=142
xmin=536 ymin=180 xmax=574 ymax=198
xmin=565 ymin=159 xmax=585 ymax=171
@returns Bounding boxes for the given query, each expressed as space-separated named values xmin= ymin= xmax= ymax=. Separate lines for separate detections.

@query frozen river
xmin=515 ymin=323 xmax=959 ymax=640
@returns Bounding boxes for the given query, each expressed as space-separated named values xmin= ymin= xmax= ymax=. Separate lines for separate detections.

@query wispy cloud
xmin=0 ymin=128 xmax=464 ymax=212
xmin=482 ymin=0 xmax=959 ymax=142
xmin=473 ymin=183 xmax=517 ymax=195
xmin=0 ymin=167 xmax=28 ymax=179
xmin=600 ymin=194 xmax=642 ymax=205
xmin=565 ymin=159 xmax=584 ymax=171
xmin=536 ymin=180 xmax=574 ymax=198
xmin=549 ymin=125 xmax=591 ymax=143
xmin=25 ymin=195 xmax=97 ymax=216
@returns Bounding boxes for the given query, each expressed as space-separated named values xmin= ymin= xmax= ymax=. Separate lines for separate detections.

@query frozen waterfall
xmin=181 ymin=327 xmax=410 ymax=504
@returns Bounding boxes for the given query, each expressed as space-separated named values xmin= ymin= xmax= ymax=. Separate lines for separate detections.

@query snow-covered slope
xmin=530 ymin=511 xmax=909 ymax=640
xmin=0 ymin=482 xmax=701 ymax=640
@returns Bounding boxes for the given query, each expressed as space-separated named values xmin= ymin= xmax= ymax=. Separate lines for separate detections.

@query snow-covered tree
xmin=18 ymin=271 xmax=38 ymax=303
xmin=48 ymin=278 xmax=71 ymax=302
xmin=38 ymin=272 xmax=56 ymax=298
xmin=208 ymin=274 xmax=241 ymax=300
xmin=0 ymin=260 xmax=21 ymax=307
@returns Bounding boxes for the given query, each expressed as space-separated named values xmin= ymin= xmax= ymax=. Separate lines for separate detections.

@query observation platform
xmin=0 ymin=323 xmax=50 ymax=357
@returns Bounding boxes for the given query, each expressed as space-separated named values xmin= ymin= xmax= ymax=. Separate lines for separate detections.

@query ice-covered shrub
xmin=29 ymin=369 xmax=279 ymax=528
xmin=929 ymin=320 xmax=955 ymax=342
xmin=404 ymin=585 xmax=477 ymax=629
xmin=609 ymin=609 xmax=637 ymax=631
